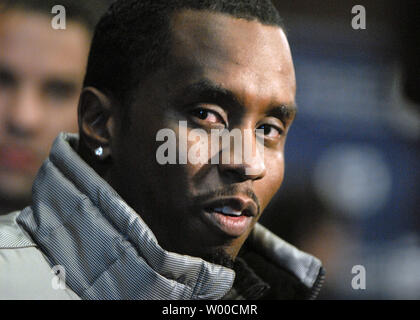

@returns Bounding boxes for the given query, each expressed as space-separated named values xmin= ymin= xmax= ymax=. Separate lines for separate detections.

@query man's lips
xmin=0 ymin=145 xmax=39 ymax=172
xmin=202 ymin=196 xmax=258 ymax=218
xmin=200 ymin=196 xmax=258 ymax=237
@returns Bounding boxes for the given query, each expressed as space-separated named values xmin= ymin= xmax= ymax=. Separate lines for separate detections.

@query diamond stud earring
xmin=94 ymin=146 xmax=104 ymax=157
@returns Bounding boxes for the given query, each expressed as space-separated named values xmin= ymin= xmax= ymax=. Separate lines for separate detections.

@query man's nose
xmin=6 ymin=86 xmax=43 ymax=138
xmin=217 ymin=129 xmax=266 ymax=183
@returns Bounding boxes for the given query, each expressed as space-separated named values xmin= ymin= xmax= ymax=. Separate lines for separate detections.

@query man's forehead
xmin=169 ymin=9 xmax=294 ymax=78
xmin=165 ymin=10 xmax=296 ymax=106
xmin=0 ymin=10 xmax=90 ymax=76
xmin=171 ymin=10 xmax=287 ymax=54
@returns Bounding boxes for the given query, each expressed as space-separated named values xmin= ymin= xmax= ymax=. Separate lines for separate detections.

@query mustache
xmin=193 ymin=184 xmax=261 ymax=214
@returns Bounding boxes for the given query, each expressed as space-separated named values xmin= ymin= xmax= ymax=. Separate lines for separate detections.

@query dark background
xmin=260 ymin=0 xmax=420 ymax=299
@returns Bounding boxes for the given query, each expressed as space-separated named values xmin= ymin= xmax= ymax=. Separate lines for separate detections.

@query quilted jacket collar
xmin=17 ymin=133 xmax=324 ymax=300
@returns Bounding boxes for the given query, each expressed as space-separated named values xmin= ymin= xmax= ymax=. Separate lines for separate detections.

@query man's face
xmin=109 ymin=11 xmax=296 ymax=264
xmin=0 ymin=10 xmax=90 ymax=204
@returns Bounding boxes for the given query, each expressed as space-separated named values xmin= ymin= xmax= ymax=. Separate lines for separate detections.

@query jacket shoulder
xmin=0 ymin=211 xmax=36 ymax=249
xmin=0 ymin=211 xmax=80 ymax=300
xmin=243 ymin=223 xmax=325 ymax=299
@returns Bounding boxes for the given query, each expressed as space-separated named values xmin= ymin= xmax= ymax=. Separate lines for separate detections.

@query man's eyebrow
xmin=175 ymin=78 xmax=243 ymax=110
xmin=266 ymin=103 xmax=298 ymax=123
xmin=43 ymin=78 xmax=78 ymax=90
xmin=0 ymin=64 xmax=17 ymax=83
xmin=175 ymin=78 xmax=297 ymax=122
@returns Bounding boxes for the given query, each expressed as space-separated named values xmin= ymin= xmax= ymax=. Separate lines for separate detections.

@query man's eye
xmin=191 ymin=108 xmax=223 ymax=124
xmin=44 ymin=82 xmax=76 ymax=102
xmin=0 ymin=70 xmax=16 ymax=88
xmin=257 ymin=124 xmax=282 ymax=138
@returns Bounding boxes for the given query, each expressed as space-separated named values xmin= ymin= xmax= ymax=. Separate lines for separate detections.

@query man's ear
xmin=78 ymin=87 xmax=115 ymax=160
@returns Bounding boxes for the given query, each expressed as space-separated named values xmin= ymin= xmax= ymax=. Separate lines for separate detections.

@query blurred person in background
xmin=0 ymin=0 xmax=111 ymax=215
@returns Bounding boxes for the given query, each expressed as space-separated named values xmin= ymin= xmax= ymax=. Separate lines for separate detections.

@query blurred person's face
xmin=0 ymin=10 xmax=90 ymax=205
xmin=99 ymin=11 xmax=297 ymax=264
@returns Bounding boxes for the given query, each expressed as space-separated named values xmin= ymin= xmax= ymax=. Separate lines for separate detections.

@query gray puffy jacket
xmin=0 ymin=133 xmax=324 ymax=300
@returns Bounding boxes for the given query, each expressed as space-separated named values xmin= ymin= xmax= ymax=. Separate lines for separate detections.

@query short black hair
xmin=0 ymin=0 xmax=112 ymax=33
xmin=83 ymin=0 xmax=284 ymax=117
